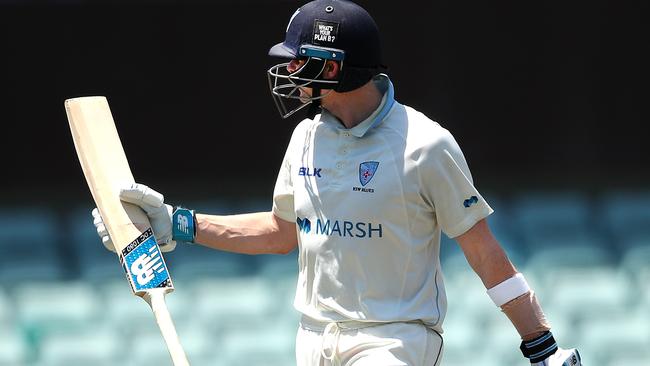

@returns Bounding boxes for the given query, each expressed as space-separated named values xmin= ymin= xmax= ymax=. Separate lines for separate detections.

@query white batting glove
xmin=119 ymin=183 xmax=176 ymax=250
xmin=91 ymin=183 xmax=177 ymax=252
xmin=532 ymin=347 xmax=581 ymax=366
xmin=92 ymin=207 xmax=117 ymax=252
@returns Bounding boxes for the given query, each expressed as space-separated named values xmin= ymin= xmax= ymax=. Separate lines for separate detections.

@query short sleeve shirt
xmin=272 ymin=75 xmax=493 ymax=331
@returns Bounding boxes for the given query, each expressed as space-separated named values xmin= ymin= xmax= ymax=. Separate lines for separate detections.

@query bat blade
xmin=65 ymin=96 xmax=146 ymax=249
xmin=65 ymin=96 xmax=189 ymax=366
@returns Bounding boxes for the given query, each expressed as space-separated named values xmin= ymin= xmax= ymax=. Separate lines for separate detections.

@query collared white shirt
xmin=273 ymin=74 xmax=493 ymax=332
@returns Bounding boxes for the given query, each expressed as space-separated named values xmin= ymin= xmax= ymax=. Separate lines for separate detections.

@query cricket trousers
xmin=296 ymin=317 xmax=444 ymax=366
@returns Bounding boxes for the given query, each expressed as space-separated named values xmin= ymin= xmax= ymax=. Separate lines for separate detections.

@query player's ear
xmin=323 ymin=60 xmax=340 ymax=80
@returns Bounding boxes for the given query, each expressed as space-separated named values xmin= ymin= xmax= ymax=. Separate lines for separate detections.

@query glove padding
xmin=91 ymin=183 xmax=176 ymax=252
xmin=531 ymin=348 xmax=581 ymax=366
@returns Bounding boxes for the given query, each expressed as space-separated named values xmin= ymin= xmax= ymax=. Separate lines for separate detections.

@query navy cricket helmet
xmin=267 ymin=0 xmax=385 ymax=118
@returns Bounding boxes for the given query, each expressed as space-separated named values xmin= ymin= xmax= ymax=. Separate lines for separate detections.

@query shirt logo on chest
xmin=296 ymin=216 xmax=383 ymax=238
xmin=358 ymin=161 xmax=379 ymax=186
xmin=298 ymin=167 xmax=322 ymax=178
xmin=352 ymin=161 xmax=379 ymax=193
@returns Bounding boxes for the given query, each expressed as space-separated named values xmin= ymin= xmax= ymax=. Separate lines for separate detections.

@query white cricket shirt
xmin=272 ymin=75 xmax=493 ymax=332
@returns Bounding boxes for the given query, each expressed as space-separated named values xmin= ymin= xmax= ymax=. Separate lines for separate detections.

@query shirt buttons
xmin=342 ymin=132 xmax=351 ymax=137
xmin=336 ymin=162 xmax=343 ymax=169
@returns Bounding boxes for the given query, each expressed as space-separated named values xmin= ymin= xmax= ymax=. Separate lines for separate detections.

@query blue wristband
xmin=172 ymin=207 xmax=196 ymax=243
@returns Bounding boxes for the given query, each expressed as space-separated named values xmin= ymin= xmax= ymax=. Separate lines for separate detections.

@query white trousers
xmin=296 ymin=320 xmax=444 ymax=366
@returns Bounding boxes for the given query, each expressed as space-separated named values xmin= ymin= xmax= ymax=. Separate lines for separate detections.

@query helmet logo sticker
xmin=313 ymin=19 xmax=339 ymax=45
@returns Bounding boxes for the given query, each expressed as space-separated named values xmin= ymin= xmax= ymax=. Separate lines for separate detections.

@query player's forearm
xmin=470 ymin=246 xmax=516 ymax=289
xmin=457 ymin=219 xmax=517 ymax=288
xmin=457 ymin=219 xmax=548 ymax=340
xmin=471 ymin=249 xmax=547 ymax=341
xmin=194 ymin=211 xmax=297 ymax=255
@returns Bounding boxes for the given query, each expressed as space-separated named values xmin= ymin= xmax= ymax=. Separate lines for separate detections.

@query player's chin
xmin=298 ymin=88 xmax=313 ymax=103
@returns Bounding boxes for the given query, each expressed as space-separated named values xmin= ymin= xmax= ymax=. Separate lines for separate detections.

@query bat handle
xmin=142 ymin=289 xmax=190 ymax=366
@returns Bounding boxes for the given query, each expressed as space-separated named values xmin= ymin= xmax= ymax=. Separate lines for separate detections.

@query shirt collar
xmin=321 ymin=74 xmax=395 ymax=138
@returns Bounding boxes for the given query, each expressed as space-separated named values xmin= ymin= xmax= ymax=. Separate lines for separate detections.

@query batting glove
xmin=92 ymin=207 xmax=123 ymax=252
xmin=92 ymin=183 xmax=196 ymax=252
xmin=118 ymin=183 xmax=176 ymax=251
xmin=521 ymin=331 xmax=582 ymax=366
xmin=532 ymin=347 xmax=582 ymax=366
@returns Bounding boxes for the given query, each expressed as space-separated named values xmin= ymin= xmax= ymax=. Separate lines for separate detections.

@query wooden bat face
xmin=65 ymin=96 xmax=174 ymax=295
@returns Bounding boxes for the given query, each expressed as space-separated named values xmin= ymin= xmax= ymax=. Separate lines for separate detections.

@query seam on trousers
xmin=431 ymin=329 xmax=443 ymax=366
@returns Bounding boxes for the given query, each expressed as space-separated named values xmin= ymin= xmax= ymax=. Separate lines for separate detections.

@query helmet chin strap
xmin=306 ymin=88 xmax=322 ymax=119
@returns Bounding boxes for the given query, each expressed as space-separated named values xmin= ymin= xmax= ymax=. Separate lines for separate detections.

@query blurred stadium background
xmin=0 ymin=0 xmax=647 ymax=365
xmin=2 ymin=192 xmax=650 ymax=365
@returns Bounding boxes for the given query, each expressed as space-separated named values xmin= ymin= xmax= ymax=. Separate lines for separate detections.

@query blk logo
xmin=299 ymin=167 xmax=322 ymax=178
xmin=463 ymin=196 xmax=479 ymax=208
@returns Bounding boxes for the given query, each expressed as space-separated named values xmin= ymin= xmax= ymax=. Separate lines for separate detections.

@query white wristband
xmin=486 ymin=273 xmax=531 ymax=307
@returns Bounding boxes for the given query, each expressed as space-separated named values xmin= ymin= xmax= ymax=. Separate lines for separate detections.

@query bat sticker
xmin=120 ymin=228 xmax=173 ymax=292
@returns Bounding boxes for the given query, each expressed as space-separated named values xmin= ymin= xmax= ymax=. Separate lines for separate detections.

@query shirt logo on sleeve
xmin=463 ymin=196 xmax=479 ymax=208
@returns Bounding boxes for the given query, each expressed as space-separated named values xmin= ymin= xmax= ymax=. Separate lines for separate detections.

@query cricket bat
xmin=65 ymin=96 xmax=189 ymax=366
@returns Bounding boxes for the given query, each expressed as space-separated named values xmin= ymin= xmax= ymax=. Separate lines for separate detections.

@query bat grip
xmin=143 ymin=289 xmax=190 ymax=366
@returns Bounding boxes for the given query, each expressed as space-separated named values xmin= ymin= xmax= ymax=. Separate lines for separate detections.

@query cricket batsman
xmin=93 ymin=0 xmax=582 ymax=364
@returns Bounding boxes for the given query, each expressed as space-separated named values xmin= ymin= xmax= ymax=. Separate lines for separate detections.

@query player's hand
xmin=92 ymin=207 xmax=120 ymax=252
xmin=119 ymin=183 xmax=176 ymax=250
xmin=91 ymin=183 xmax=177 ymax=252
xmin=531 ymin=347 xmax=581 ymax=366
xmin=521 ymin=331 xmax=581 ymax=366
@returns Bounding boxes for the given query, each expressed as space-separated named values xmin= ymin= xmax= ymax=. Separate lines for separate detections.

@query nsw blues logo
xmin=359 ymin=161 xmax=379 ymax=187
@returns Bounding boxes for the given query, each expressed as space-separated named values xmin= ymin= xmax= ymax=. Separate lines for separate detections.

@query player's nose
xmin=287 ymin=59 xmax=305 ymax=73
